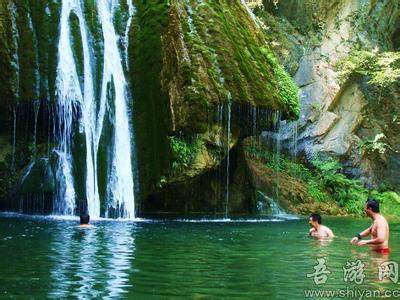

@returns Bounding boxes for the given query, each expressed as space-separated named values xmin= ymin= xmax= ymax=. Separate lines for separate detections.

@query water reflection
xmin=49 ymin=222 xmax=136 ymax=298
xmin=105 ymin=223 xmax=136 ymax=298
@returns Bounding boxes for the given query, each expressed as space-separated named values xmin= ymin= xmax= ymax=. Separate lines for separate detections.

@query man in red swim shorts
xmin=350 ymin=198 xmax=390 ymax=254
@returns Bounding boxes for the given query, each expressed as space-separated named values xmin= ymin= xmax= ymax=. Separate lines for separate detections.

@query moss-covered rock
xmin=131 ymin=1 xmax=299 ymax=209
xmin=1 ymin=1 xmax=300 ymax=215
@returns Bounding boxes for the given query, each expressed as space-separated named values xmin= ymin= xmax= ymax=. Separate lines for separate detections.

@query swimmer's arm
xmin=309 ymin=228 xmax=316 ymax=236
xmin=351 ymin=226 xmax=371 ymax=244
xmin=359 ymin=226 xmax=372 ymax=238
xmin=327 ymin=228 xmax=334 ymax=238
xmin=358 ymin=224 xmax=385 ymax=245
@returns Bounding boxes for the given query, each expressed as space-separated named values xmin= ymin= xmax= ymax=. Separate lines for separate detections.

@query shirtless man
xmin=309 ymin=213 xmax=335 ymax=238
xmin=350 ymin=198 xmax=390 ymax=254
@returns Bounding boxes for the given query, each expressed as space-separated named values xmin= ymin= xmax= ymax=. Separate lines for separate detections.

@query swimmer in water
xmin=79 ymin=213 xmax=93 ymax=228
xmin=309 ymin=213 xmax=334 ymax=239
xmin=350 ymin=198 xmax=390 ymax=254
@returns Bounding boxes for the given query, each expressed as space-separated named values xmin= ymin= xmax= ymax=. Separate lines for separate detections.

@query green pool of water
xmin=0 ymin=214 xmax=399 ymax=299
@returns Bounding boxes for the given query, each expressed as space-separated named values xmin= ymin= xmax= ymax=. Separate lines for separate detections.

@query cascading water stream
xmin=123 ymin=0 xmax=135 ymax=70
xmin=98 ymin=0 xmax=135 ymax=219
xmin=55 ymin=0 xmax=135 ymax=218
xmin=56 ymin=0 xmax=92 ymax=217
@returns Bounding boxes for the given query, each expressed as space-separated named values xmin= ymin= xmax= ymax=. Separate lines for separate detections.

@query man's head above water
xmin=80 ymin=213 xmax=90 ymax=225
xmin=365 ymin=197 xmax=380 ymax=216
xmin=308 ymin=213 xmax=334 ymax=238
xmin=309 ymin=213 xmax=321 ymax=228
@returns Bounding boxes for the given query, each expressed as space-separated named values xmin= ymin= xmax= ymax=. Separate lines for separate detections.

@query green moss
xmin=29 ymin=0 xmax=60 ymax=103
xmin=15 ymin=1 xmax=37 ymax=103
xmin=244 ymin=141 xmax=371 ymax=215
xmin=130 ymin=0 xmax=172 ymax=199
xmin=83 ymin=0 xmax=103 ymax=102
xmin=0 ymin=2 xmax=18 ymax=105
xmin=266 ymin=55 xmax=300 ymax=119
xmin=372 ymin=191 xmax=400 ymax=219
xmin=113 ymin=0 xmax=129 ymax=39
xmin=336 ymin=50 xmax=400 ymax=88
xmin=163 ymin=0 xmax=300 ymax=129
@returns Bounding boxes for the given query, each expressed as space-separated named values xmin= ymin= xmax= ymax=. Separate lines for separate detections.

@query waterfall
xmin=55 ymin=0 xmax=135 ymax=218
xmin=55 ymin=0 xmax=92 ymax=216
xmin=123 ymin=0 xmax=135 ymax=70
xmin=98 ymin=0 xmax=135 ymax=219
xmin=256 ymin=191 xmax=285 ymax=216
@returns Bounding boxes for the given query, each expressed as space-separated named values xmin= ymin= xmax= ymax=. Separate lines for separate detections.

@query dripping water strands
xmin=214 ymin=100 xmax=232 ymax=219
xmin=224 ymin=94 xmax=232 ymax=219
xmin=252 ymin=105 xmax=257 ymax=138
xmin=290 ymin=120 xmax=299 ymax=203
xmin=273 ymin=111 xmax=281 ymax=205
xmin=291 ymin=121 xmax=298 ymax=159
xmin=32 ymin=100 xmax=40 ymax=157
xmin=250 ymin=104 xmax=258 ymax=158
xmin=11 ymin=106 xmax=17 ymax=171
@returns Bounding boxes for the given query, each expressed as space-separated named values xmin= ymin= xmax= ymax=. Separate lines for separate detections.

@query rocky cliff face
xmin=257 ymin=0 xmax=400 ymax=192
xmin=0 ymin=1 xmax=299 ymax=216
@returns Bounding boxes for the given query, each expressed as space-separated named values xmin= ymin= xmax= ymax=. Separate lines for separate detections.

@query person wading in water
xmin=309 ymin=213 xmax=335 ymax=239
xmin=350 ymin=198 xmax=390 ymax=254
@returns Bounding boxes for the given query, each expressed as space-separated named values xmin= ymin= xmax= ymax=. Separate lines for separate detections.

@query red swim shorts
xmin=373 ymin=248 xmax=391 ymax=254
